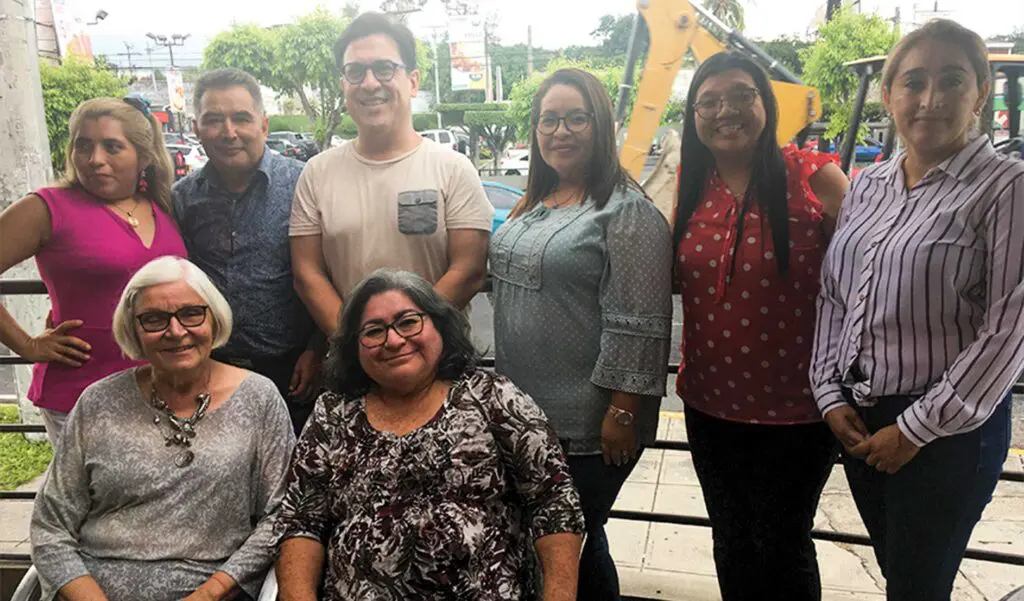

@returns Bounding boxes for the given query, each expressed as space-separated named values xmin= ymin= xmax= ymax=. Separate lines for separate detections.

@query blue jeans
xmin=565 ymin=451 xmax=642 ymax=601
xmin=843 ymin=393 xmax=1012 ymax=601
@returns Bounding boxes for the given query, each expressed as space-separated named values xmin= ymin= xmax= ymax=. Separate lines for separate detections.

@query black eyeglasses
xmin=693 ymin=87 xmax=760 ymax=119
xmin=342 ymin=60 xmax=406 ymax=85
xmin=358 ymin=312 xmax=426 ymax=348
xmin=136 ymin=305 xmax=209 ymax=333
xmin=536 ymin=110 xmax=593 ymax=136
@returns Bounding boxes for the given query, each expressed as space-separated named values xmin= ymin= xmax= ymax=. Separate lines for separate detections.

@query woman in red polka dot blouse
xmin=673 ymin=52 xmax=850 ymax=601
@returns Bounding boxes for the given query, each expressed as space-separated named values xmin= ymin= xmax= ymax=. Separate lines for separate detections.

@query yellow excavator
xmin=614 ymin=0 xmax=824 ymax=215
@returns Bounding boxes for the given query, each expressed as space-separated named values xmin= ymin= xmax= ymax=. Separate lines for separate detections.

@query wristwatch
xmin=607 ymin=404 xmax=636 ymax=426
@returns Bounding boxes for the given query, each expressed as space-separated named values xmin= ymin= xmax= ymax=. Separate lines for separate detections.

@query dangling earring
xmin=137 ymin=168 xmax=149 ymax=194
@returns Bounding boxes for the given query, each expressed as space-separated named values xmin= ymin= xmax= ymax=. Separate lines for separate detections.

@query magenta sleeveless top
xmin=27 ymin=186 xmax=188 ymax=412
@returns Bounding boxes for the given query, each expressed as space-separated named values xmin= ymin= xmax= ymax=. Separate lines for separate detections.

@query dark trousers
xmin=843 ymin=394 xmax=1011 ymax=601
xmin=565 ymin=450 xmax=642 ymax=601
xmin=212 ymin=347 xmax=315 ymax=436
xmin=684 ymin=405 xmax=839 ymax=601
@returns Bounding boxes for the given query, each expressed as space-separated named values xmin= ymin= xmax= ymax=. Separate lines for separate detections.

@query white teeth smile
xmin=719 ymin=124 xmax=743 ymax=133
xmin=166 ymin=345 xmax=193 ymax=353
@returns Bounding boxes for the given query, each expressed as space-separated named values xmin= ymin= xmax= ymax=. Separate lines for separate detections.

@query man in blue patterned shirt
xmin=173 ymin=68 xmax=319 ymax=433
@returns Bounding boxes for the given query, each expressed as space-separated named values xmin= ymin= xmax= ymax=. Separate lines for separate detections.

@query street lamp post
xmin=145 ymin=32 xmax=189 ymax=68
xmin=146 ymin=33 xmax=190 ymax=133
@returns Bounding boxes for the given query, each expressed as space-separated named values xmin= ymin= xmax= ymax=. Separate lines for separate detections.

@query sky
xmin=66 ymin=0 xmax=1023 ymax=68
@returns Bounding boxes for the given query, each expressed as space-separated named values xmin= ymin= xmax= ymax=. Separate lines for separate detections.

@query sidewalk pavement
xmin=2 ymin=413 xmax=1022 ymax=600
xmin=609 ymin=412 xmax=1024 ymax=601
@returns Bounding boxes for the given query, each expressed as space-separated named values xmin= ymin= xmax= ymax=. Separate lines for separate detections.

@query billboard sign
xmin=449 ymin=16 xmax=486 ymax=92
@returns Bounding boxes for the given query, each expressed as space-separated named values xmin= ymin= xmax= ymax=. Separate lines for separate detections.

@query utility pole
xmin=0 ymin=0 xmax=55 ymax=431
xmin=432 ymin=29 xmax=443 ymax=128
xmin=483 ymin=20 xmax=492 ymax=103
xmin=145 ymin=44 xmax=159 ymax=97
xmin=124 ymin=42 xmax=134 ymax=78
xmin=527 ymin=25 xmax=534 ymax=78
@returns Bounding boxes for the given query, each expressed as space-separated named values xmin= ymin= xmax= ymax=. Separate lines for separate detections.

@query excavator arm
xmin=618 ymin=0 xmax=823 ymax=180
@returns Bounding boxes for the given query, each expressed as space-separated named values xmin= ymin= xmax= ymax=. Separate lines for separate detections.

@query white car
xmin=166 ymin=144 xmax=208 ymax=173
xmin=421 ymin=129 xmax=466 ymax=154
xmin=499 ymin=149 xmax=531 ymax=177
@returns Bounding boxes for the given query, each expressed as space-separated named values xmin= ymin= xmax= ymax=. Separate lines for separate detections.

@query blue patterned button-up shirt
xmin=172 ymin=148 xmax=314 ymax=357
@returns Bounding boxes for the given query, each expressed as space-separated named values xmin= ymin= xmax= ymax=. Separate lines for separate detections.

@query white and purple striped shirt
xmin=811 ymin=135 xmax=1024 ymax=446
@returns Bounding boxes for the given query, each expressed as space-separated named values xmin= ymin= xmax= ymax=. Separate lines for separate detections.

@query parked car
xmin=163 ymin=132 xmax=197 ymax=146
xmin=421 ymin=129 xmax=466 ymax=154
xmin=268 ymin=131 xmax=317 ymax=161
xmin=331 ymin=135 xmax=350 ymax=148
xmin=266 ymin=138 xmax=306 ymax=161
xmin=165 ymin=144 xmax=207 ymax=173
xmin=482 ymin=181 xmax=523 ymax=233
xmin=826 ymin=136 xmax=885 ymax=163
xmin=300 ymin=132 xmax=322 ymax=154
xmin=499 ymin=148 xmax=531 ymax=177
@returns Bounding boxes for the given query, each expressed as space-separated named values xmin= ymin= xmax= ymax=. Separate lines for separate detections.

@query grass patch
xmin=0 ymin=405 xmax=52 ymax=490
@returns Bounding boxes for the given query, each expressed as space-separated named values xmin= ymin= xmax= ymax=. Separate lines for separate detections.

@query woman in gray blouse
xmin=31 ymin=256 xmax=295 ymax=601
xmin=490 ymin=68 xmax=673 ymax=601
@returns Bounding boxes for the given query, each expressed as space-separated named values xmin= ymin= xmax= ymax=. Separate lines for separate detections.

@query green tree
xmin=204 ymin=9 xmax=349 ymax=149
xmin=753 ymin=36 xmax=810 ymax=76
xmin=801 ymin=8 xmax=898 ymax=139
xmin=705 ymin=0 xmax=746 ymax=31
xmin=591 ymin=14 xmax=644 ymax=59
xmin=203 ymin=24 xmax=277 ymax=85
xmin=466 ymin=110 xmax=517 ymax=170
xmin=40 ymin=55 xmax=128 ymax=170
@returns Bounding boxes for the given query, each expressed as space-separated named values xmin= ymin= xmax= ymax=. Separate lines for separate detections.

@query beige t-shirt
xmin=289 ymin=139 xmax=494 ymax=300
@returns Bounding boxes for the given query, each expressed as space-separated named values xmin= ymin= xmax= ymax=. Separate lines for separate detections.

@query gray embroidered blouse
xmin=489 ymin=185 xmax=674 ymax=453
xmin=30 ymin=369 xmax=295 ymax=601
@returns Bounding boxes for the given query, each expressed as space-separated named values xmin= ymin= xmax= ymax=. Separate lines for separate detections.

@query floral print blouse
xmin=273 ymin=367 xmax=585 ymax=601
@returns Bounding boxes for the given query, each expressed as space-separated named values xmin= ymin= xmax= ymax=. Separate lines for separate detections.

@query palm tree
xmin=704 ymin=0 xmax=746 ymax=31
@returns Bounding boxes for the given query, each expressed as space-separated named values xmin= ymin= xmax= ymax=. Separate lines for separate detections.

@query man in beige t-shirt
xmin=289 ymin=13 xmax=492 ymax=334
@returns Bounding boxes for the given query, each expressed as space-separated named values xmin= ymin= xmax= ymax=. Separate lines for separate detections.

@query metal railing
xmin=2 ymin=279 xmax=1023 ymax=572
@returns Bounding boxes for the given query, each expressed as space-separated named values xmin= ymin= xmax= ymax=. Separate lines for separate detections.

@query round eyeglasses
xmin=342 ymin=60 xmax=405 ymax=85
xmin=358 ymin=312 xmax=427 ymax=348
xmin=536 ymin=110 xmax=593 ymax=136
xmin=692 ymin=87 xmax=760 ymax=120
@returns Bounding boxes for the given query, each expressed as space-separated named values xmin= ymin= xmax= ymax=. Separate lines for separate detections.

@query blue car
xmin=483 ymin=181 xmax=524 ymax=233
xmin=830 ymin=137 xmax=884 ymax=163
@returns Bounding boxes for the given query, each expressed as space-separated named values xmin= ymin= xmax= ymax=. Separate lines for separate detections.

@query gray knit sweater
xmin=30 ymin=368 xmax=295 ymax=601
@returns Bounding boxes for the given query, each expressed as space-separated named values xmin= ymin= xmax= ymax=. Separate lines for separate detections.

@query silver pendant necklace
xmin=150 ymin=387 xmax=212 ymax=468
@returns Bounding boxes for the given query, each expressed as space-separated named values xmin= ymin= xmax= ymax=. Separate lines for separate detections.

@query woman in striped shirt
xmin=811 ymin=20 xmax=1023 ymax=600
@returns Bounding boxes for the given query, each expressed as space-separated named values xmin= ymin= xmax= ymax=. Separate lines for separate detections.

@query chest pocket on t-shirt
xmin=397 ymin=189 xmax=439 ymax=235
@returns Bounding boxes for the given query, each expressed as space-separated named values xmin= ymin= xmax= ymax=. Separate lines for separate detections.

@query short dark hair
xmin=324 ymin=269 xmax=478 ymax=398
xmin=333 ymin=12 xmax=418 ymax=71
xmin=193 ymin=68 xmax=264 ymax=115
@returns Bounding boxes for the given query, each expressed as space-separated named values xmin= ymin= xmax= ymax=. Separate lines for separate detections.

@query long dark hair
xmin=324 ymin=269 xmax=478 ymax=398
xmin=674 ymin=52 xmax=790 ymax=276
xmin=510 ymin=68 xmax=644 ymax=218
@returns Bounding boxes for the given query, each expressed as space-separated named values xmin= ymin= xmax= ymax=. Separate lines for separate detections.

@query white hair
xmin=112 ymin=256 xmax=233 ymax=360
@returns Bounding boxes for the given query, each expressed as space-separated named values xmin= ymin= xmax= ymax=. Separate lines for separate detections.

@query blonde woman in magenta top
xmin=0 ymin=97 xmax=186 ymax=446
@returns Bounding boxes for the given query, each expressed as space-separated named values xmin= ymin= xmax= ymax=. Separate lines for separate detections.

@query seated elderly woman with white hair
xmin=30 ymin=256 xmax=295 ymax=601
